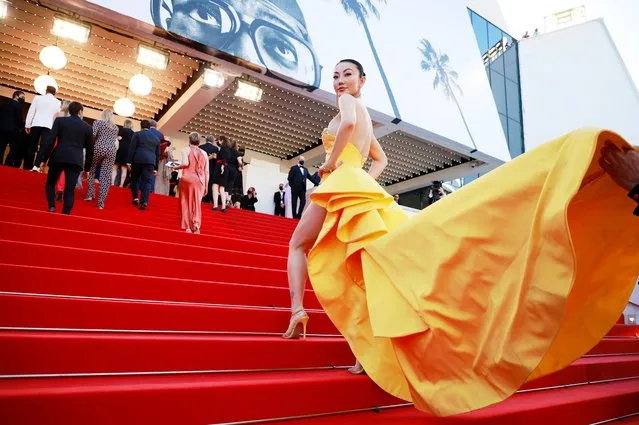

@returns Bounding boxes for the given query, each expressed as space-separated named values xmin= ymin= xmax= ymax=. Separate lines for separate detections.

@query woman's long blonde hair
xmin=100 ymin=109 xmax=114 ymax=125
xmin=59 ymin=101 xmax=71 ymax=117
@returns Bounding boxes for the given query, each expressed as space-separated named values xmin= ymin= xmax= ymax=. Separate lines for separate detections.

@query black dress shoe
xmin=139 ymin=204 xmax=147 ymax=211
xmin=48 ymin=207 xmax=55 ymax=213
xmin=132 ymin=199 xmax=140 ymax=206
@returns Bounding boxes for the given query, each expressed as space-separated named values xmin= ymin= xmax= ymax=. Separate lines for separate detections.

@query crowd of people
xmin=0 ymin=86 xmax=264 ymax=233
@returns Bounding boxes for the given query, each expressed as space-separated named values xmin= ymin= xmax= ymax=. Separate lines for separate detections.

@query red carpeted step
xmin=0 ymin=240 xmax=289 ymax=287
xmin=0 ymin=374 xmax=637 ymax=425
xmin=0 ymin=369 xmax=401 ymax=425
xmin=608 ymin=325 xmax=639 ymax=337
xmin=1 ymin=329 xmax=637 ymax=384
xmin=0 ymin=196 xmax=293 ymax=244
xmin=271 ymin=380 xmax=639 ymax=425
xmin=0 ymin=264 xmax=321 ymax=309
xmin=0 ymin=331 xmax=352 ymax=375
xmin=0 ymin=204 xmax=289 ymax=257
xmin=0 ymin=293 xmax=337 ymax=334
xmin=0 ymin=221 xmax=288 ymax=270
xmin=587 ymin=338 xmax=639 ymax=355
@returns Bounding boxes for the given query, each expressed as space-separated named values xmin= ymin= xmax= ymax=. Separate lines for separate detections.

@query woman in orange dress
xmin=281 ymin=59 xmax=639 ymax=416
xmin=174 ymin=132 xmax=209 ymax=234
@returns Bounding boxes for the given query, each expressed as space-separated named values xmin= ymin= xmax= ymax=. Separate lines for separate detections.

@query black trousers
xmin=0 ymin=130 xmax=18 ymax=165
xmin=274 ymin=205 xmax=285 ymax=217
xmin=46 ymin=162 xmax=82 ymax=214
xmin=130 ymin=164 xmax=154 ymax=206
xmin=291 ymin=188 xmax=306 ymax=219
xmin=24 ymin=126 xmax=50 ymax=170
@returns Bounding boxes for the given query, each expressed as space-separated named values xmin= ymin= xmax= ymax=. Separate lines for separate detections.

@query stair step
xmin=608 ymin=325 xmax=639 ymax=337
xmin=268 ymin=379 xmax=639 ymax=425
xmin=0 ymin=204 xmax=289 ymax=256
xmin=0 ymin=264 xmax=321 ymax=309
xmin=0 ymin=331 xmax=352 ymax=375
xmin=0 ymin=369 xmax=401 ymax=425
xmin=1 ymin=330 xmax=637 ymax=383
xmin=0 ymin=293 xmax=337 ymax=334
xmin=0 ymin=221 xmax=288 ymax=270
xmin=0 ymin=240 xmax=289 ymax=287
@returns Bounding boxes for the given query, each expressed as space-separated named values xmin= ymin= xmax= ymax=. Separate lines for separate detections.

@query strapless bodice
xmin=321 ymin=128 xmax=366 ymax=168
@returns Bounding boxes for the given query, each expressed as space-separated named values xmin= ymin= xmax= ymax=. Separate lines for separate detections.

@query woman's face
xmin=333 ymin=61 xmax=365 ymax=98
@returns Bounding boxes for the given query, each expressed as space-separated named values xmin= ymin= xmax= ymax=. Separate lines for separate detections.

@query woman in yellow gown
xmin=282 ymin=59 xmax=639 ymax=416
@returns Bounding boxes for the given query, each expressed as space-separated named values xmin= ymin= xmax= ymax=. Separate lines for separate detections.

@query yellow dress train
xmin=307 ymin=127 xmax=639 ymax=416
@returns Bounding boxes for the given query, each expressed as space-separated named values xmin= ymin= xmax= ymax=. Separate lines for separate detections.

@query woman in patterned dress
xmin=84 ymin=109 xmax=119 ymax=209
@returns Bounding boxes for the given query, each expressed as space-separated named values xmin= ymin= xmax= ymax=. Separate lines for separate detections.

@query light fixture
xmin=34 ymin=75 xmax=58 ymax=95
xmin=629 ymin=314 xmax=636 ymax=324
xmin=234 ymin=80 xmax=263 ymax=102
xmin=113 ymin=97 xmax=135 ymax=117
xmin=39 ymin=46 xmax=67 ymax=70
xmin=137 ymin=45 xmax=168 ymax=70
xmin=203 ymin=69 xmax=225 ymax=88
xmin=52 ymin=16 xmax=91 ymax=43
xmin=0 ymin=0 xmax=8 ymax=19
xmin=129 ymin=73 xmax=152 ymax=96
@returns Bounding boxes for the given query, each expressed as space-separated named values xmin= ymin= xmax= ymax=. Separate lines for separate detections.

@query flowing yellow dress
xmin=307 ymin=127 xmax=639 ymax=416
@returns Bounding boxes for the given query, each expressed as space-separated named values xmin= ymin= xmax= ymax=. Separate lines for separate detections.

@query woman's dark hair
xmin=218 ymin=135 xmax=229 ymax=147
xmin=337 ymin=59 xmax=366 ymax=77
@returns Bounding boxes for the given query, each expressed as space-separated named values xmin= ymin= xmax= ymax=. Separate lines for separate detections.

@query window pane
xmin=508 ymin=119 xmax=524 ymax=157
xmin=503 ymin=45 xmax=519 ymax=83
xmin=499 ymin=113 xmax=508 ymax=139
xmin=472 ymin=15 xmax=489 ymax=54
xmin=491 ymin=53 xmax=505 ymax=75
xmin=490 ymin=70 xmax=507 ymax=115
xmin=505 ymin=78 xmax=521 ymax=122
xmin=488 ymin=23 xmax=503 ymax=49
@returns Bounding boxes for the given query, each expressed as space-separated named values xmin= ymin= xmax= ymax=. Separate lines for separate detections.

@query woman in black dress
xmin=113 ymin=119 xmax=133 ymax=187
xmin=225 ymin=139 xmax=242 ymax=202
xmin=211 ymin=135 xmax=231 ymax=212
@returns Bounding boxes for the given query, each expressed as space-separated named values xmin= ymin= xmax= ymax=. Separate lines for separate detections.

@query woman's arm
xmin=325 ymin=94 xmax=357 ymax=169
xmin=367 ymin=135 xmax=388 ymax=180
xmin=174 ymin=148 xmax=190 ymax=170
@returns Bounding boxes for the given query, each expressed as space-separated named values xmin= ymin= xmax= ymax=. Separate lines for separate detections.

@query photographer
xmin=428 ymin=181 xmax=446 ymax=206
xmin=240 ymin=187 xmax=258 ymax=211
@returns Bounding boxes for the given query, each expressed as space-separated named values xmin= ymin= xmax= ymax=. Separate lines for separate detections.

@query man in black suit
xmin=273 ymin=183 xmax=286 ymax=217
xmin=127 ymin=119 xmax=160 ymax=210
xmin=36 ymin=101 xmax=93 ymax=215
xmin=287 ymin=155 xmax=316 ymax=219
xmin=0 ymin=90 xmax=25 ymax=166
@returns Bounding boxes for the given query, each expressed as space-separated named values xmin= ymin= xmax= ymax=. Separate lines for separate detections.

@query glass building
xmin=398 ymin=9 xmax=524 ymax=210
xmin=468 ymin=9 xmax=524 ymax=159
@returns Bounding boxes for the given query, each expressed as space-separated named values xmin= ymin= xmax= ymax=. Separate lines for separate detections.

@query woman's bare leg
xmin=287 ymin=202 xmax=326 ymax=312
xmin=212 ymin=184 xmax=220 ymax=209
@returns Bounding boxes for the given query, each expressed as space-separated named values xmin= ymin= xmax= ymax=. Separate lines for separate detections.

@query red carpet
xmin=0 ymin=166 xmax=637 ymax=424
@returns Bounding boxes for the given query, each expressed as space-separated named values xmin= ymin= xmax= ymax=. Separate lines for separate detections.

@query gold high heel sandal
xmin=347 ymin=361 xmax=366 ymax=375
xmin=282 ymin=308 xmax=309 ymax=340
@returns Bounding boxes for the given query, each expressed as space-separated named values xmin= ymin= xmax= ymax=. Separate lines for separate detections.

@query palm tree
xmin=339 ymin=0 xmax=401 ymax=120
xmin=418 ymin=39 xmax=477 ymax=150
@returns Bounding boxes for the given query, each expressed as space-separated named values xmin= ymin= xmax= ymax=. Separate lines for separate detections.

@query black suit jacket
xmin=274 ymin=190 xmax=285 ymax=205
xmin=288 ymin=165 xmax=314 ymax=192
xmin=0 ymin=99 xmax=24 ymax=133
xmin=128 ymin=129 xmax=161 ymax=170
xmin=38 ymin=115 xmax=93 ymax=171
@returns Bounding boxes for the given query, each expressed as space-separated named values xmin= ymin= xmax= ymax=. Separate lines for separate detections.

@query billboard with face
xmin=88 ymin=0 xmax=511 ymax=161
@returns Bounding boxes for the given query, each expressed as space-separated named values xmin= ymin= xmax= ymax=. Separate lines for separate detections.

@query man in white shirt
xmin=24 ymin=85 xmax=61 ymax=170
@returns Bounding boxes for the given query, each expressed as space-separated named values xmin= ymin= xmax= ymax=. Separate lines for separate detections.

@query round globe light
xmin=129 ymin=73 xmax=152 ymax=96
xmin=34 ymin=75 xmax=58 ymax=95
xmin=113 ymin=97 xmax=135 ymax=117
xmin=39 ymin=46 xmax=67 ymax=70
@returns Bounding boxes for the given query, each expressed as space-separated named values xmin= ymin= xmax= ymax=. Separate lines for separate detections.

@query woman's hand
xmin=319 ymin=160 xmax=342 ymax=178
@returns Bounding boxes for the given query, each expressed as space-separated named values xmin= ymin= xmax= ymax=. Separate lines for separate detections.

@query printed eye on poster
xmin=88 ymin=0 xmax=510 ymax=162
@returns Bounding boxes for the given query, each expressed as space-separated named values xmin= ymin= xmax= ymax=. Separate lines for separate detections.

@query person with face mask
xmin=1 ymin=90 xmax=26 ymax=167
xmin=287 ymin=155 xmax=315 ymax=219
xmin=273 ymin=183 xmax=286 ymax=217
